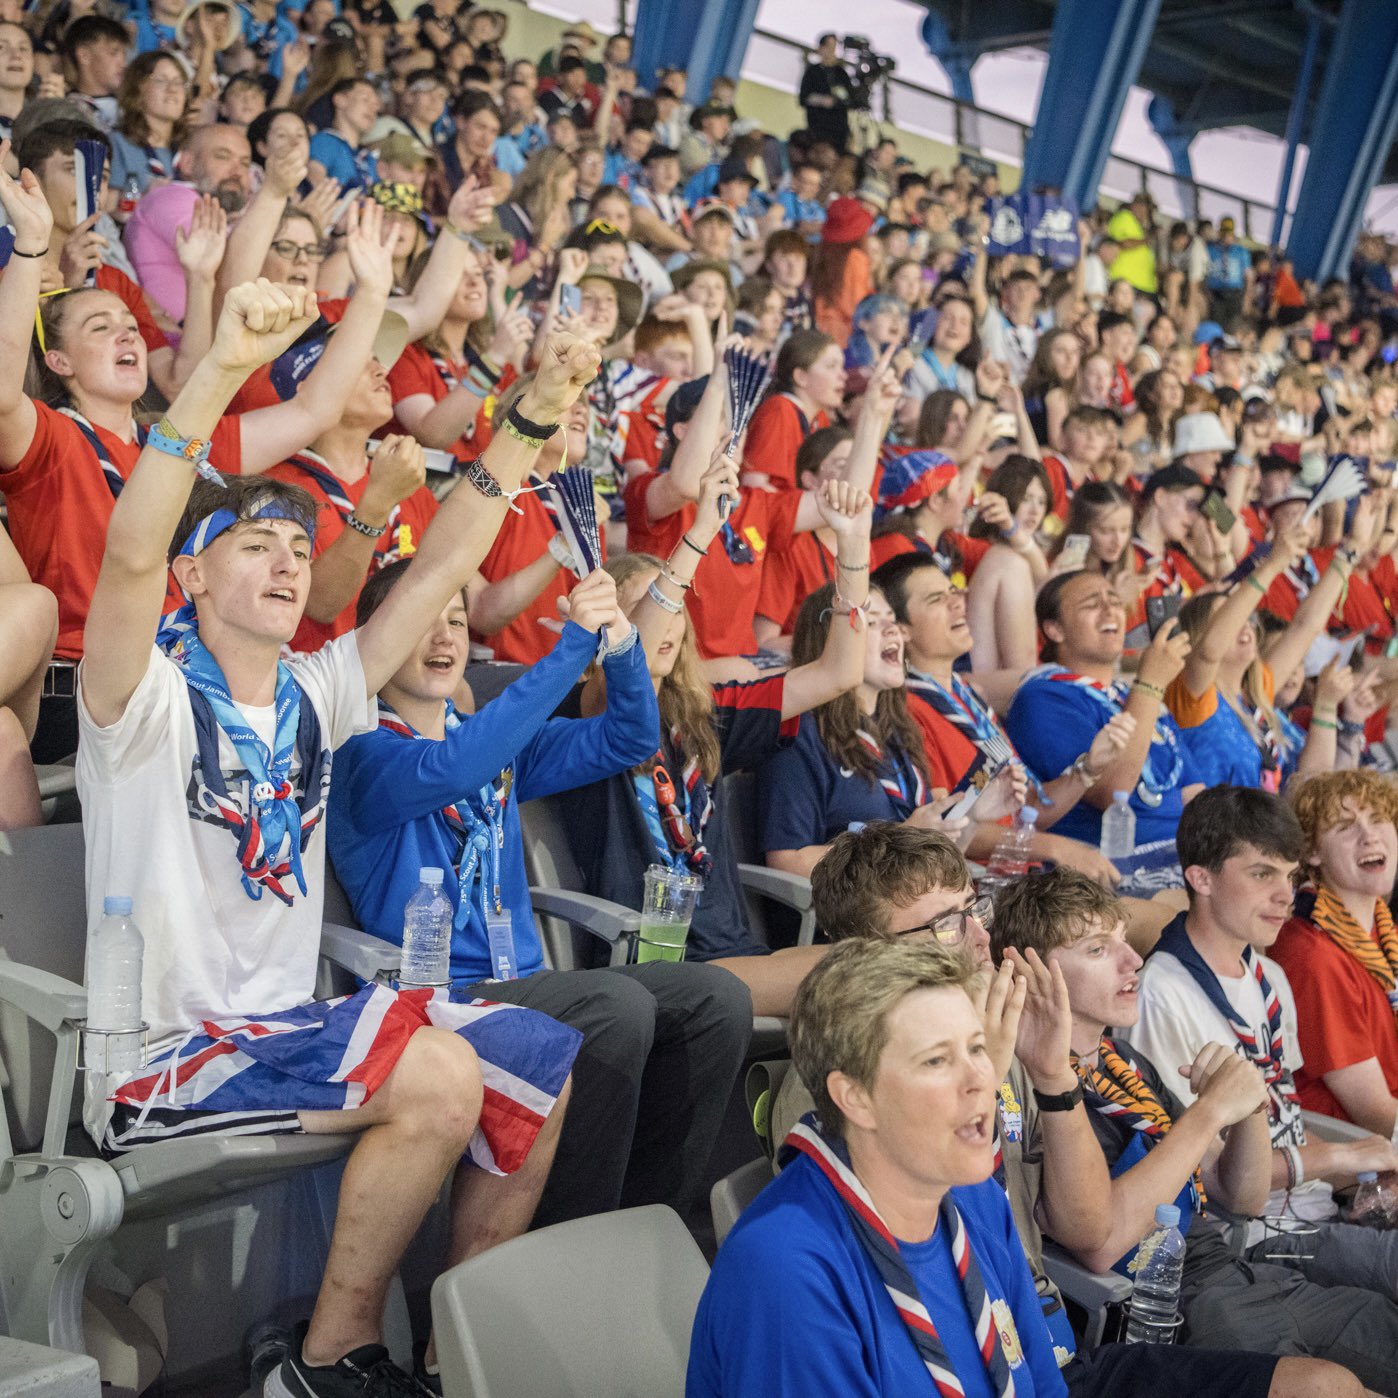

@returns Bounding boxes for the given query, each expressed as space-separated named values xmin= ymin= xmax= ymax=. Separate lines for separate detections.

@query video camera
xmin=841 ymin=34 xmax=895 ymax=111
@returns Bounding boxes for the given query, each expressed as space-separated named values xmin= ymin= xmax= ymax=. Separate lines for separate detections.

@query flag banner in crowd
xmin=986 ymin=193 xmax=1081 ymax=268
xmin=74 ymin=138 xmax=106 ymax=288
xmin=723 ymin=343 xmax=772 ymax=518
xmin=1304 ymin=454 xmax=1366 ymax=521
xmin=550 ymin=465 xmax=603 ymax=578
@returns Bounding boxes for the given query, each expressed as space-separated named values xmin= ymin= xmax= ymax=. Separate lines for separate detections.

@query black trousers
xmin=458 ymin=961 xmax=753 ymax=1228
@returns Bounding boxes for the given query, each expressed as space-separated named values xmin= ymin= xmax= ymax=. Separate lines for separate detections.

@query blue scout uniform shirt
xmin=328 ymin=621 xmax=657 ymax=984
xmin=687 ymin=1155 xmax=1065 ymax=1398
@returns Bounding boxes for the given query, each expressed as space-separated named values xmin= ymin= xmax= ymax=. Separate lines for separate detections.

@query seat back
xmin=709 ymin=1157 xmax=773 ymax=1248
xmin=464 ymin=662 xmax=528 ymax=710
xmin=722 ymin=772 xmax=802 ymax=949
xmin=0 ymin=823 xmax=89 ymax=1153
xmin=431 ymin=1205 xmax=708 ymax=1398
xmin=518 ymin=795 xmax=593 ymax=971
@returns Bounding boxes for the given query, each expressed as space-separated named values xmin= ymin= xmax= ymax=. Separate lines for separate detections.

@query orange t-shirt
xmin=742 ymin=394 xmax=830 ymax=492
xmin=475 ymin=483 xmax=581 ymax=665
xmin=756 ymin=530 xmax=836 ymax=634
xmin=266 ymin=453 xmax=439 ymax=654
xmin=623 ymin=474 xmax=802 ymax=658
xmin=1273 ymin=909 xmax=1398 ymax=1124
xmin=387 ymin=343 xmax=517 ymax=458
xmin=1 ymin=403 xmax=242 ymax=658
xmin=813 ymin=245 xmax=872 ymax=345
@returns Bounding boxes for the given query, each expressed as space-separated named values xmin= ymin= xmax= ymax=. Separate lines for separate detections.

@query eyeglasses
xmin=892 ymin=893 xmax=994 ymax=947
xmin=147 ymin=74 xmax=191 ymax=92
xmin=270 ymin=239 xmax=330 ymax=263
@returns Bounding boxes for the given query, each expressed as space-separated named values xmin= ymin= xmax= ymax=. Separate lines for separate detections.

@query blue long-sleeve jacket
xmin=328 ymin=622 xmax=659 ymax=983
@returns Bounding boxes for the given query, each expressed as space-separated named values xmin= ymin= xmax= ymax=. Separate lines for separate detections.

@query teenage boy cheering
xmin=327 ymin=470 xmax=753 ymax=1234
xmin=74 ymin=248 xmax=599 ymax=1394
xmin=993 ymin=868 xmax=1398 ymax=1391
xmin=1134 ymin=785 xmax=1398 ymax=1295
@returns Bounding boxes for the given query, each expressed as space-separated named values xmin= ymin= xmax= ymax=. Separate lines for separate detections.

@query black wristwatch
xmin=1032 ymin=1083 xmax=1083 ymax=1112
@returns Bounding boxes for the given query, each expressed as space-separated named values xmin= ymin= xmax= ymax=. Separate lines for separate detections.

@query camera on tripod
xmin=841 ymin=34 xmax=896 ymax=111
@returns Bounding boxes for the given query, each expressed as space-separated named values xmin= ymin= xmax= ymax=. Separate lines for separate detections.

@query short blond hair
xmin=1290 ymin=771 xmax=1398 ymax=859
xmin=790 ymin=938 xmax=978 ymax=1139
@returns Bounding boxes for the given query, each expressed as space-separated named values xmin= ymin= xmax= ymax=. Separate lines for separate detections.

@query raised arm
xmin=236 ymin=201 xmax=394 ymax=474
xmin=640 ymin=352 xmax=728 ymax=523
xmin=354 ymin=331 xmax=602 ymax=696
xmin=0 ymin=148 xmax=49 ymax=467
xmin=779 ymin=481 xmax=872 ymax=720
xmin=170 ymin=195 xmax=228 ymax=387
xmin=214 ymin=145 xmax=309 ymax=315
xmin=386 ymin=179 xmax=496 ymax=342
xmin=82 ymin=281 xmax=321 ymax=726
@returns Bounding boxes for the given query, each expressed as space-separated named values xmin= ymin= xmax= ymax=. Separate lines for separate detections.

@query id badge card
xmin=486 ymin=908 xmax=518 ymax=981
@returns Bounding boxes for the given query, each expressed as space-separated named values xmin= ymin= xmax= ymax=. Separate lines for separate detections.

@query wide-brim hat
xmin=670 ymin=257 xmax=734 ymax=296
xmin=822 ymin=196 xmax=875 ymax=245
xmin=269 ymin=311 xmax=409 ymax=401
xmin=578 ymin=266 xmax=644 ymax=341
xmin=690 ymin=100 xmax=736 ymax=130
xmin=560 ymin=19 xmax=601 ymax=47
xmin=175 ymin=0 xmax=240 ymax=51
xmin=1171 ymin=411 xmax=1234 ymax=457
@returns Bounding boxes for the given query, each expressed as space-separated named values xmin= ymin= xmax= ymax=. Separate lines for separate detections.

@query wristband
xmin=646 ymin=581 xmax=683 ymax=614
xmin=506 ymin=402 xmax=560 ymax=444
xmin=680 ymin=533 xmax=708 ymax=557
xmin=657 ymin=565 xmax=693 ymax=591
xmin=546 ymin=531 xmax=577 ymax=570
xmin=1067 ymin=754 xmax=1097 ymax=785
xmin=10 ymin=244 xmax=45 ymax=259
xmin=1032 ymin=1083 xmax=1083 ymax=1113
xmin=1132 ymin=679 xmax=1165 ymax=702
xmin=148 ymin=416 xmax=225 ymax=488
xmin=1310 ymin=717 xmax=1338 ymax=731
xmin=598 ymin=622 xmax=640 ymax=659
xmin=345 ymin=511 xmax=386 ymax=539
xmin=1245 ymin=574 xmax=1268 ymax=596
xmin=1282 ymin=1143 xmax=1304 ymax=1189
xmin=461 ymin=455 xmax=504 ymax=499
xmin=1336 ymin=545 xmax=1360 ymax=567
xmin=836 ymin=558 xmax=869 ymax=571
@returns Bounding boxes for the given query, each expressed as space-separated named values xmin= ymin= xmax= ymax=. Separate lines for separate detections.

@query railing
xmin=741 ymin=25 xmax=1281 ymax=243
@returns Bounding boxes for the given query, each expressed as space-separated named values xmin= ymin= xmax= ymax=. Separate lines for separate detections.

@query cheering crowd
xmin=6 ymin=0 xmax=1398 ymax=1394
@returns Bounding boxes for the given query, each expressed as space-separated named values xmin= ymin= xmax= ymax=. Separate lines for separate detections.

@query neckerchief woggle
xmin=1154 ymin=916 xmax=1301 ymax=1134
xmin=906 ymin=667 xmax=1047 ymax=806
xmin=155 ymin=500 xmax=328 ymax=904
xmin=1035 ymin=665 xmax=1182 ymax=807
xmin=781 ymin=1113 xmax=1019 ymax=1398
xmin=375 ymin=698 xmax=511 ymax=932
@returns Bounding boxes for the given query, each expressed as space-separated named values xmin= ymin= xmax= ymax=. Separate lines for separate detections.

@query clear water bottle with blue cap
xmin=1124 ymin=1203 xmax=1185 ymax=1344
xmin=85 ymin=895 xmax=144 ymax=1074
xmin=1101 ymin=790 xmax=1137 ymax=861
xmin=400 ymin=867 xmax=453 ymax=988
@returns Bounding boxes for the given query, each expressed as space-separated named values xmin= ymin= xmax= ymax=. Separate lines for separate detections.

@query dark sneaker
xmin=247 ymin=1320 xmax=292 ymax=1392
xmin=411 ymin=1341 xmax=443 ymax=1398
xmin=264 ymin=1322 xmax=433 ymax=1397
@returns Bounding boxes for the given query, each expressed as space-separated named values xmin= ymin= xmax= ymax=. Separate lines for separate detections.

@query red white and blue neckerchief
xmin=279 ymin=451 xmax=409 ymax=569
xmin=376 ymin=699 xmax=511 ymax=929
xmin=58 ymin=407 xmax=149 ymax=499
xmin=156 ymin=501 xmax=329 ymax=906
xmin=1035 ymin=665 xmax=1182 ymax=805
xmin=781 ymin=1114 xmax=1018 ymax=1398
xmin=906 ymin=668 xmax=1047 ymax=806
xmin=1153 ymin=915 xmax=1301 ymax=1134
xmin=856 ymin=727 xmax=927 ymax=818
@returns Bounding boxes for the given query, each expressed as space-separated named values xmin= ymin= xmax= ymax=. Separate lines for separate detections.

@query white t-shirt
xmin=77 ymin=637 xmax=377 ymax=1139
xmin=1133 ymin=947 xmax=1336 ymax=1226
xmin=978 ymin=307 xmax=1042 ymax=386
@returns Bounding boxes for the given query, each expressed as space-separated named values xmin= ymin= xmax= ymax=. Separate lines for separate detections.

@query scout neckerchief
xmin=1154 ymin=916 xmax=1299 ymax=1128
xmin=155 ymin=501 xmax=329 ymax=905
xmin=280 ymin=450 xmax=409 ymax=568
xmin=781 ymin=1113 xmax=1018 ymax=1398
xmin=922 ymin=349 xmax=961 ymax=393
xmin=1222 ymin=688 xmax=1283 ymax=792
xmin=635 ymin=727 xmax=714 ymax=876
xmin=1130 ymin=537 xmax=1195 ymax=597
xmin=1287 ymin=552 xmax=1321 ymax=600
xmin=1038 ymin=666 xmax=1182 ymax=807
xmin=1074 ymin=1037 xmax=1206 ymax=1211
xmin=375 ymin=699 xmax=512 ymax=932
xmin=854 ymin=727 xmax=927 ymax=818
xmin=1306 ymin=884 xmax=1398 ymax=1018
xmin=58 ymin=407 xmax=149 ymax=499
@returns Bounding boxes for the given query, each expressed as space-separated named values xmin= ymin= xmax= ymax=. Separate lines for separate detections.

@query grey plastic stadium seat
xmin=1040 ymin=1242 xmax=1132 ymax=1351
xmin=430 ymin=1205 xmax=707 ymax=1398
xmin=709 ymin=1156 xmax=773 ymax=1247
xmin=1302 ymin=1109 xmax=1372 ymax=1143
xmin=0 ymin=823 xmax=402 ymax=1353
xmin=0 ymin=1336 xmax=100 ymax=1395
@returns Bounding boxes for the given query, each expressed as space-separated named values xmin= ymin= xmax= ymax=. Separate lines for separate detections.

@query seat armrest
xmin=1042 ymin=1241 xmax=1132 ymax=1309
xmin=528 ymin=888 xmax=640 ymax=945
xmin=1301 ymin=1109 xmax=1373 ymax=1144
xmin=318 ymin=922 xmax=403 ymax=982
xmin=0 ymin=961 xmax=87 ymax=1033
xmin=737 ymin=864 xmax=812 ymax=911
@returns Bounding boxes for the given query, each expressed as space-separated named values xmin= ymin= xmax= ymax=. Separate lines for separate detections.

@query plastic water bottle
xmin=1124 ymin=1203 xmax=1186 ymax=1345
xmin=399 ymin=867 xmax=453 ymax=987
xmin=1349 ymin=1171 xmax=1398 ymax=1229
xmin=85 ymin=895 xmax=144 ymax=1074
xmin=118 ymin=176 xmax=140 ymax=218
xmin=1101 ymin=790 xmax=1137 ymax=861
xmin=985 ymin=806 xmax=1038 ymax=881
